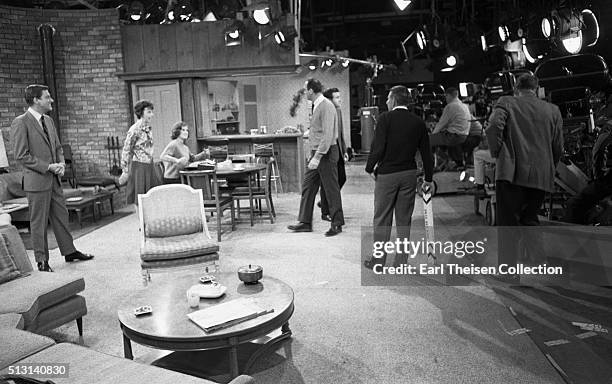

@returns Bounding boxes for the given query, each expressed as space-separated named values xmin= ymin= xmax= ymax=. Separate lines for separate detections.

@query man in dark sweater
xmin=364 ymin=85 xmax=434 ymax=268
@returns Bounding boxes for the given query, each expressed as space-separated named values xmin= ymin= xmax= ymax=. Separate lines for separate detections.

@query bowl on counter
xmin=238 ymin=264 xmax=263 ymax=284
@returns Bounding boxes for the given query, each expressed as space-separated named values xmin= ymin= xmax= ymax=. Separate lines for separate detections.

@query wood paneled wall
xmin=121 ymin=19 xmax=296 ymax=77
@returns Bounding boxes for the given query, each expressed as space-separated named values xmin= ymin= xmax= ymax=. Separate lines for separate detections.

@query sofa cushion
xmin=4 ymin=343 xmax=245 ymax=384
xmin=0 ymin=273 xmax=85 ymax=328
xmin=145 ymin=216 xmax=203 ymax=238
xmin=0 ymin=328 xmax=55 ymax=370
xmin=0 ymin=313 xmax=24 ymax=329
xmin=141 ymin=233 xmax=218 ymax=261
xmin=0 ymin=225 xmax=32 ymax=273
xmin=0 ymin=233 xmax=21 ymax=284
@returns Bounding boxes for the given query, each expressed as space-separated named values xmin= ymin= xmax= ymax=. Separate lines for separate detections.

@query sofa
xmin=0 ymin=225 xmax=86 ymax=334
xmin=0 ymin=225 xmax=254 ymax=384
xmin=0 ymin=328 xmax=254 ymax=384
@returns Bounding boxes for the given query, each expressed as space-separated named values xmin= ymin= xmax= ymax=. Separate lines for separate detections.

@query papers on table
xmin=187 ymin=298 xmax=273 ymax=333
xmin=187 ymin=160 xmax=216 ymax=169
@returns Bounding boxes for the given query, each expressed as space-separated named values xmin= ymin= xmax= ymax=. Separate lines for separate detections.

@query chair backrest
xmin=137 ymin=184 xmax=210 ymax=243
xmin=179 ymin=170 xmax=220 ymax=201
xmin=253 ymin=142 xmax=274 ymax=158
xmin=209 ymin=145 xmax=229 ymax=162
xmin=62 ymin=144 xmax=73 ymax=163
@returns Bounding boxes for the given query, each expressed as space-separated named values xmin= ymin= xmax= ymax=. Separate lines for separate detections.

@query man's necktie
xmin=40 ymin=116 xmax=50 ymax=141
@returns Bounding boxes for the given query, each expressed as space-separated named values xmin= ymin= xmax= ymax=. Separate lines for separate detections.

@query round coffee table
xmin=117 ymin=272 xmax=294 ymax=378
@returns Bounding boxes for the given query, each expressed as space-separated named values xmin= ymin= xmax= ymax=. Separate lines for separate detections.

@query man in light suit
xmin=12 ymin=84 xmax=94 ymax=272
xmin=487 ymin=74 xmax=563 ymax=280
xmin=288 ymin=78 xmax=345 ymax=236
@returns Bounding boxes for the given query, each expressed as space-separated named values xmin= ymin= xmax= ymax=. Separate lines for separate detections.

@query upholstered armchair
xmin=137 ymin=184 xmax=219 ymax=286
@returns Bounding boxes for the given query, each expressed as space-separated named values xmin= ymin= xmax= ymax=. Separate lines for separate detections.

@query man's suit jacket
xmin=11 ymin=111 xmax=64 ymax=192
xmin=487 ymin=94 xmax=563 ymax=192
xmin=336 ymin=108 xmax=347 ymax=159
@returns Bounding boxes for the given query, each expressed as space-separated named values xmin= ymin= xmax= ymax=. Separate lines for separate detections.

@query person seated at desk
xmin=160 ymin=121 xmax=209 ymax=184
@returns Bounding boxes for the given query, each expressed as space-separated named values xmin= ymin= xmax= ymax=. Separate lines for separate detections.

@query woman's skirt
xmin=127 ymin=161 xmax=160 ymax=204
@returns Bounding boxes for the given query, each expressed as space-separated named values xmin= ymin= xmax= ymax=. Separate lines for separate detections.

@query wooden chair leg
xmin=142 ymin=269 xmax=149 ymax=287
xmin=76 ymin=317 xmax=83 ymax=336
xmin=266 ymin=195 xmax=274 ymax=224
xmin=216 ymin=205 xmax=222 ymax=242
xmin=230 ymin=202 xmax=236 ymax=231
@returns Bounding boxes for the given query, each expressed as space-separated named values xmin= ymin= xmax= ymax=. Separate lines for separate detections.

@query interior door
xmin=131 ymin=81 xmax=181 ymax=159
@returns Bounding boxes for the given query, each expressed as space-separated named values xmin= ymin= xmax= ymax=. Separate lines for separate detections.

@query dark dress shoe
xmin=65 ymin=251 xmax=94 ymax=262
xmin=321 ymin=214 xmax=331 ymax=222
xmin=287 ymin=222 xmax=312 ymax=232
xmin=37 ymin=261 xmax=54 ymax=272
xmin=324 ymin=225 xmax=342 ymax=237
xmin=364 ymin=257 xmax=386 ymax=270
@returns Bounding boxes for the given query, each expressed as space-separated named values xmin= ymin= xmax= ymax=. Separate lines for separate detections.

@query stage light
xmin=481 ymin=35 xmax=488 ymax=51
xmin=341 ymin=59 xmax=350 ymax=68
xmin=307 ymin=60 xmax=318 ymax=71
xmin=394 ymin=0 xmax=412 ymax=11
xmin=273 ymin=26 xmax=298 ymax=49
xmin=129 ymin=1 xmax=144 ymax=21
xmin=498 ymin=25 xmax=509 ymax=42
xmin=274 ymin=30 xmax=285 ymax=44
xmin=203 ymin=11 xmax=217 ymax=21
xmin=521 ymin=38 xmax=546 ymax=64
xmin=416 ymin=30 xmax=427 ymax=50
xmin=561 ymin=32 xmax=582 ymax=54
xmin=224 ymin=21 xmax=244 ymax=47
xmin=446 ymin=55 xmax=457 ymax=67
xmin=581 ymin=9 xmax=599 ymax=47
xmin=541 ymin=17 xmax=552 ymax=38
xmin=253 ymin=8 xmax=270 ymax=25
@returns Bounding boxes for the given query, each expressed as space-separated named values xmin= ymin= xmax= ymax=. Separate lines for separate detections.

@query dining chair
xmin=206 ymin=138 xmax=230 ymax=162
xmin=180 ymin=169 xmax=236 ymax=242
xmin=232 ymin=159 xmax=276 ymax=224
xmin=252 ymin=139 xmax=283 ymax=194
xmin=137 ymin=184 xmax=220 ymax=286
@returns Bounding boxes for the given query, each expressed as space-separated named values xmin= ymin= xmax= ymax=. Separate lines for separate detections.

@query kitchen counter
xmin=199 ymin=133 xmax=305 ymax=193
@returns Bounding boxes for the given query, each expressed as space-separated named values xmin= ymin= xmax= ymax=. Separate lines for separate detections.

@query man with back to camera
xmin=288 ymin=78 xmax=345 ymax=236
xmin=430 ymin=87 xmax=471 ymax=170
xmin=318 ymin=87 xmax=348 ymax=222
xmin=364 ymin=85 xmax=434 ymax=269
xmin=11 ymin=84 xmax=94 ymax=272
xmin=487 ymin=74 xmax=563 ymax=280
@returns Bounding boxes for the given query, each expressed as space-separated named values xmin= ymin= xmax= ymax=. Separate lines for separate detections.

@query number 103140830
xmin=7 ymin=363 xmax=69 ymax=377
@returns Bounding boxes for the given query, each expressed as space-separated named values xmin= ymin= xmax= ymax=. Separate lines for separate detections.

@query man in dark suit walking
xmin=12 ymin=84 xmax=94 ymax=272
xmin=487 ymin=74 xmax=563 ymax=278
xmin=319 ymin=87 xmax=347 ymax=222
xmin=364 ymin=85 xmax=434 ymax=268
xmin=288 ymin=78 xmax=344 ymax=236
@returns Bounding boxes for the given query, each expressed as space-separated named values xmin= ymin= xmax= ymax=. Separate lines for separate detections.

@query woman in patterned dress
xmin=119 ymin=100 xmax=159 ymax=204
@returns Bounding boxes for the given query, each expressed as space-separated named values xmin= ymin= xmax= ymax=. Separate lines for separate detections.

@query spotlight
xmin=581 ymin=9 xmax=599 ymax=47
xmin=541 ymin=17 xmax=552 ymax=38
xmin=224 ymin=21 xmax=244 ymax=47
xmin=446 ymin=55 xmax=457 ymax=67
xmin=498 ymin=25 xmax=509 ymax=42
xmin=253 ymin=8 xmax=270 ymax=24
xmin=561 ymin=32 xmax=583 ymax=54
xmin=307 ymin=60 xmax=318 ymax=71
xmin=394 ymin=0 xmax=412 ymax=11
xmin=203 ymin=11 xmax=217 ymax=21
xmin=273 ymin=26 xmax=298 ymax=49
xmin=521 ymin=38 xmax=546 ymax=64
xmin=341 ymin=59 xmax=350 ymax=68
xmin=481 ymin=35 xmax=488 ymax=51
xmin=416 ymin=30 xmax=427 ymax=51
xmin=129 ymin=1 xmax=144 ymax=21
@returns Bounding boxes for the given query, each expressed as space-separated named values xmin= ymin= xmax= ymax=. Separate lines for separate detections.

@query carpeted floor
xmin=32 ymin=161 xmax=609 ymax=384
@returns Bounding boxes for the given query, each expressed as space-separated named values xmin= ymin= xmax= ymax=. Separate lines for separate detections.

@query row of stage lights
xmin=485 ymin=7 xmax=599 ymax=64
xmin=408 ymin=6 xmax=599 ymax=71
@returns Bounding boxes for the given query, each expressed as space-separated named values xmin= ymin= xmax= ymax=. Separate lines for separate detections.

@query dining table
xmin=180 ymin=162 xmax=267 ymax=226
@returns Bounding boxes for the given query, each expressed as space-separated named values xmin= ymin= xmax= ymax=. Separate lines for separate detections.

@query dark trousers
xmin=373 ymin=170 xmax=417 ymax=262
xmin=26 ymin=178 xmax=77 ymax=262
xmin=563 ymin=174 xmax=612 ymax=224
xmin=496 ymin=180 xmax=545 ymax=267
xmin=320 ymin=155 xmax=346 ymax=215
xmin=298 ymin=145 xmax=345 ymax=226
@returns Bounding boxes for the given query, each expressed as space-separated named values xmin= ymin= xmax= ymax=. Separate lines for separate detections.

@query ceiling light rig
xmin=299 ymin=53 xmax=388 ymax=75
xmin=393 ymin=0 xmax=412 ymax=12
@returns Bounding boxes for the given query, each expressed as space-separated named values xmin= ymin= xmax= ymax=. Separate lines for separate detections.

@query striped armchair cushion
xmin=145 ymin=216 xmax=203 ymax=238
xmin=141 ymin=233 xmax=219 ymax=261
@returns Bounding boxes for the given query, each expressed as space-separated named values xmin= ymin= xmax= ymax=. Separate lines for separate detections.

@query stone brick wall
xmin=0 ymin=5 xmax=129 ymax=205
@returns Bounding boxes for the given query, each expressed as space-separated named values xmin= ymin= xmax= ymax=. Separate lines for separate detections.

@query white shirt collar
xmin=393 ymin=106 xmax=408 ymax=110
xmin=313 ymin=94 xmax=325 ymax=111
xmin=28 ymin=107 xmax=43 ymax=124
